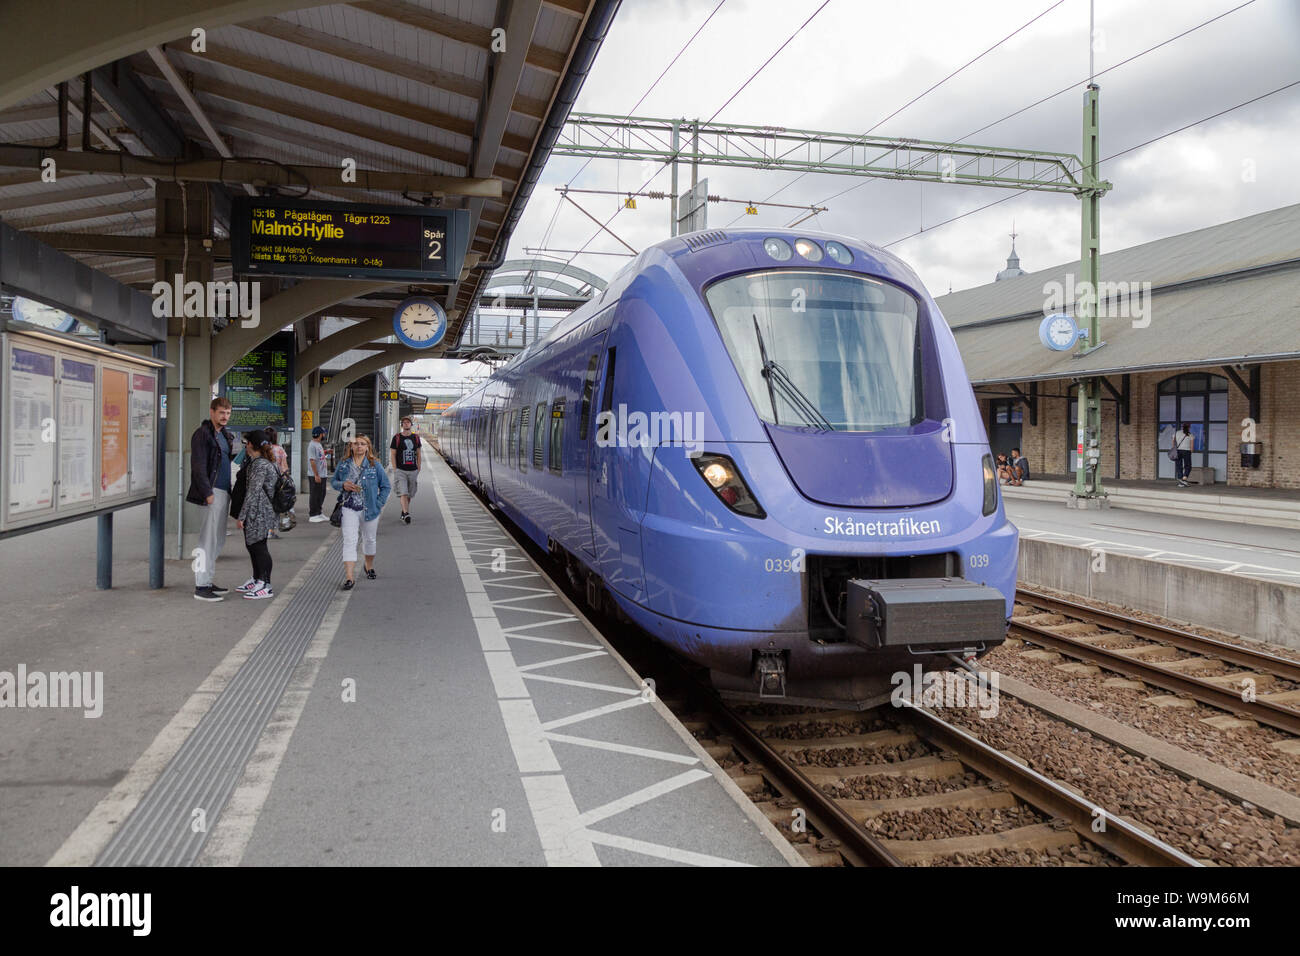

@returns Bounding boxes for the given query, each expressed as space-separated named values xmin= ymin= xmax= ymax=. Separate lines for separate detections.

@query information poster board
xmin=59 ymin=356 xmax=96 ymax=506
xmin=100 ymin=367 xmax=130 ymax=498
xmin=1 ymin=328 xmax=164 ymax=534
xmin=6 ymin=345 xmax=56 ymax=516
xmin=130 ymin=371 xmax=156 ymax=494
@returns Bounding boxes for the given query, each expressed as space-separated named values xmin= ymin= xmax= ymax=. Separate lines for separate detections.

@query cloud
xmin=504 ymin=0 xmax=1300 ymax=295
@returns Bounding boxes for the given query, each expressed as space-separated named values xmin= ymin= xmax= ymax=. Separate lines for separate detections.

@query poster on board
xmin=59 ymin=356 xmax=96 ymax=506
xmin=101 ymin=367 xmax=129 ymax=497
xmin=129 ymin=372 xmax=156 ymax=493
xmin=7 ymin=345 xmax=56 ymax=516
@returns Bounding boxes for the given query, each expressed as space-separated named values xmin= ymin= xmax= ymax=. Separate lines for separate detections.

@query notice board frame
xmin=0 ymin=325 xmax=165 ymax=537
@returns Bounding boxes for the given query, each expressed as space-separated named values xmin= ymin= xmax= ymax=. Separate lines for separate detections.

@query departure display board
xmin=231 ymin=198 xmax=470 ymax=281
xmin=220 ymin=331 xmax=294 ymax=431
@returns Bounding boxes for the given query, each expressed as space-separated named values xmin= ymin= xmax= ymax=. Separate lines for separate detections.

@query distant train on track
xmin=439 ymin=229 xmax=1018 ymax=707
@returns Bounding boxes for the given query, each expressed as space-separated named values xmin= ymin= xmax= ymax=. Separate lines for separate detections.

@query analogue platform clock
xmin=1038 ymin=312 xmax=1084 ymax=352
xmin=392 ymin=296 xmax=447 ymax=349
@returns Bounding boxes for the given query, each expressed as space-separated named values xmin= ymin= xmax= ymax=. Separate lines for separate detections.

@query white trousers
xmin=340 ymin=507 xmax=379 ymax=563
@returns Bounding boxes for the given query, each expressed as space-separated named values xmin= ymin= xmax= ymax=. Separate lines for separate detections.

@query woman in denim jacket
xmin=331 ymin=435 xmax=392 ymax=589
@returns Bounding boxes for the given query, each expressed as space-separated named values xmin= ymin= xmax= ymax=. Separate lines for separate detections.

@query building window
xmin=1157 ymin=373 xmax=1229 ymax=482
xmin=988 ymin=397 xmax=1023 ymax=459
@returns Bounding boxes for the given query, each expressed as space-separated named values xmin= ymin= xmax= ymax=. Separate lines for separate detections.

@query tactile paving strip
xmin=96 ymin=545 xmax=344 ymax=866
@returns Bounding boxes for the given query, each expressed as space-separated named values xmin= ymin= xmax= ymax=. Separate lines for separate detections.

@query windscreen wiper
xmin=764 ymin=359 xmax=833 ymax=431
xmin=752 ymin=313 xmax=780 ymax=423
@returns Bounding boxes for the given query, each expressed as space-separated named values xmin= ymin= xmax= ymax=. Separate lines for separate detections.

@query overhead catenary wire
xmin=562 ymin=0 xmax=834 ymax=268
xmin=540 ymin=0 xmax=728 ymax=252
xmin=793 ymin=0 xmax=1262 ymax=219
xmin=876 ymin=77 xmax=1300 ymax=250
xmin=727 ymin=0 xmax=1071 ymax=226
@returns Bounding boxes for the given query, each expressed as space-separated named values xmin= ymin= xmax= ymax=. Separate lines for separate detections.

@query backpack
xmin=270 ymin=469 xmax=297 ymax=514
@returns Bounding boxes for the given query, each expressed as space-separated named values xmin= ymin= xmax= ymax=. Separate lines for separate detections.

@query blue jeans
xmin=1176 ymin=450 xmax=1192 ymax=480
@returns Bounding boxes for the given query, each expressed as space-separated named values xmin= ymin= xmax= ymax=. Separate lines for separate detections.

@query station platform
xmin=1003 ymin=483 xmax=1300 ymax=650
xmin=0 ymin=455 xmax=798 ymax=867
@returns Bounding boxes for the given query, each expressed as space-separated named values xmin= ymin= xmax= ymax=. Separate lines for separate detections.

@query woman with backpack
xmin=264 ymin=425 xmax=293 ymax=536
xmin=235 ymin=428 xmax=280 ymax=600
xmin=331 ymin=434 xmax=391 ymax=590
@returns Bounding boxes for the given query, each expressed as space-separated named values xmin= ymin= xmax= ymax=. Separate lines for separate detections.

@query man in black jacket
xmin=187 ymin=397 xmax=237 ymax=601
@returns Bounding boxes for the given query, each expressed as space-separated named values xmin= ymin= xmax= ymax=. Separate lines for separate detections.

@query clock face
xmin=1039 ymin=313 xmax=1078 ymax=351
xmin=1048 ymin=316 xmax=1075 ymax=348
xmin=395 ymin=299 xmax=445 ymax=348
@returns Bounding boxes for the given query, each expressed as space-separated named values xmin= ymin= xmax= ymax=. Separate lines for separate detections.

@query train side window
xmin=578 ymin=352 xmax=599 ymax=440
xmin=519 ymin=405 xmax=530 ymax=471
xmin=549 ymin=398 xmax=565 ymax=474
xmin=533 ymin=402 xmax=546 ymax=468
xmin=600 ymin=347 xmax=617 ymax=414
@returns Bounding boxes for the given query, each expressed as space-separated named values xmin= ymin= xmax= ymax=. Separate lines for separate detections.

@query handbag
xmin=329 ymin=496 xmax=343 ymax=527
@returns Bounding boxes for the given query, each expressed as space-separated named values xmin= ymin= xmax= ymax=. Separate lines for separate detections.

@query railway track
xmin=1013 ymin=588 xmax=1300 ymax=736
xmin=446 ymin=463 xmax=1200 ymax=867
xmin=679 ymin=693 xmax=1197 ymax=867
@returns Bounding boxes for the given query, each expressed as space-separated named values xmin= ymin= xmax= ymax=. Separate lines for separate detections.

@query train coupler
xmin=756 ymin=651 xmax=786 ymax=698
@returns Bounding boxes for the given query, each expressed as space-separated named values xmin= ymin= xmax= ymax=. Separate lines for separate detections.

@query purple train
xmin=440 ymin=229 xmax=1018 ymax=706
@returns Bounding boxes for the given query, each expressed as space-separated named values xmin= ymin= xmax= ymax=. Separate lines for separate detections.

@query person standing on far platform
xmin=333 ymin=435 xmax=391 ymax=590
xmin=307 ymin=426 xmax=329 ymax=522
xmin=1173 ymin=422 xmax=1195 ymax=487
xmin=235 ymin=430 xmax=280 ymax=600
xmin=389 ymin=416 xmax=422 ymax=524
xmin=187 ymin=396 xmax=238 ymax=602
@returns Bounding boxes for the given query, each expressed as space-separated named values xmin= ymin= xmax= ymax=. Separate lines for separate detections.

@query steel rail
xmin=1017 ymin=587 xmax=1300 ymax=684
xmin=1010 ymin=620 xmax=1300 ymax=737
xmin=699 ymin=698 xmax=902 ymax=867
xmin=897 ymin=701 xmax=1199 ymax=867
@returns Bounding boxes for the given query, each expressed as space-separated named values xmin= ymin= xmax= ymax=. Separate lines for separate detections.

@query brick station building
xmin=938 ymin=203 xmax=1300 ymax=490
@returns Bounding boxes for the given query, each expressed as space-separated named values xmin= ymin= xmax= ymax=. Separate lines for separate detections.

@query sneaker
xmin=309 ymin=515 xmax=328 ymax=523
xmin=402 ymin=513 xmax=411 ymax=524
xmin=365 ymin=568 xmax=377 ymax=580
xmin=235 ymin=577 xmax=258 ymax=592
xmin=243 ymin=583 xmax=274 ymax=600
xmin=194 ymin=586 xmax=224 ymax=602
xmin=342 ymin=579 xmax=354 ymax=591
xmin=210 ymin=584 xmax=230 ymax=596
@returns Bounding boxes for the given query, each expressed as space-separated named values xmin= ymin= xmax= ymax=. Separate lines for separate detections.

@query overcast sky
xmin=405 ymin=0 xmax=1300 ymax=388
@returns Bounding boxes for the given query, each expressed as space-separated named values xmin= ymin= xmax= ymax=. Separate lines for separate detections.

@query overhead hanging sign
xmin=230 ymin=198 xmax=471 ymax=282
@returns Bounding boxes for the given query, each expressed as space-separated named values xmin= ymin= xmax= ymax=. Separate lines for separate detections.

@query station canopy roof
xmin=938 ymin=202 xmax=1300 ymax=385
xmin=0 ymin=0 xmax=616 ymax=362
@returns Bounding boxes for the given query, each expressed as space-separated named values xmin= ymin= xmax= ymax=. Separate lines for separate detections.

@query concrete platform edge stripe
xmin=584 ymin=830 xmax=754 ymax=867
xmin=94 ymin=545 xmax=345 ymax=866
xmin=544 ymin=732 xmax=702 ymax=766
xmin=44 ymin=534 xmax=337 ymax=868
xmin=432 ymin=460 xmax=801 ymax=867
xmin=575 ymin=769 xmax=713 ymax=828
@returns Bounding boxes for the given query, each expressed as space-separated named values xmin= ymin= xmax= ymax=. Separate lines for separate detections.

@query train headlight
xmin=694 ymin=453 xmax=766 ymax=518
xmin=702 ymin=462 xmax=730 ymax=488
xmin=794 ymin=238 xmax=823 ymax=261
xmin=981 ymin=453 xmax=998 ymax=516
xmin=763 ymin=237 xmax=792 ymax=261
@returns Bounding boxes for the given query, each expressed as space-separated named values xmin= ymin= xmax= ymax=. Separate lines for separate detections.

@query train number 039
xmin=968 ymin=553 xmax=990 ymax=568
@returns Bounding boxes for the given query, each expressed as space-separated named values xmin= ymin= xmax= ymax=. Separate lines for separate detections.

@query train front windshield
xmin=704 ymin=270 xmax=922 ymax=432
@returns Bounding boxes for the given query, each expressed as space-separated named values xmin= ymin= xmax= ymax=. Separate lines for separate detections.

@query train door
xmin=574 ymin=335 xmax=607 ymax=558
